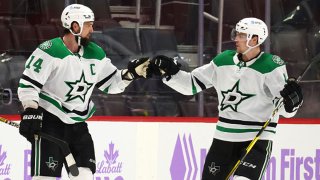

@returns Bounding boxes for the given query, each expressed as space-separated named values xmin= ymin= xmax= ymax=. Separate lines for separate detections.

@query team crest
xmin=208 ymin=162 xmax=220 ymax=176
xmin=39 ymin=40 xmax=52 ymax=50
xmin=272 ymin=55 xmax=284 ymax=65
xmin=65 ymin=71 xmax=94 ymax=102
xmin=46 ymin=157 xmax=58 ymax=171
xmin=220 ymin=80 xmax=255 ymax=112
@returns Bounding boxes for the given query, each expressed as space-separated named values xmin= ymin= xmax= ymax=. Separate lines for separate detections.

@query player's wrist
xmin=22 ymin=100 xmax=39 ymax=110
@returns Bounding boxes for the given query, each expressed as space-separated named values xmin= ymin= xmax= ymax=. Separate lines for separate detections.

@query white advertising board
xmin=157 ymin=123 xmax=320 ymax=180
xmin=0 ymin=118 xmax=319 ymax=180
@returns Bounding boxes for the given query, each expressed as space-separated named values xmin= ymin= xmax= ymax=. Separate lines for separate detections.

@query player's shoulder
xmin=37 ymin=37 xmax=72 ymax=59
xmin=212 ymin=50 xmax=236 ymax=66
xmin=82 ymin=42 xmax=106 ymax=60
xmin=249 ymin=52 xmax=286 ymax=74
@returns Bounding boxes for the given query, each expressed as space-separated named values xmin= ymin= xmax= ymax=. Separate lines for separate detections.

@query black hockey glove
xmin=149 ymin=55 xmax=181 ymax=80
xmin=280 ymin=78 xmax=303 ymax=113
xmin=19 ymin=108 xmax=43 ymax=142
xmin=125 ymin=57 xmax=150 ymax=80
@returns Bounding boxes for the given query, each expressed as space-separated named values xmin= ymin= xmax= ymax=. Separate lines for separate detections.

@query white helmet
xmin=61 ymin=4 xmax=94 ymax=35
xmin=233 ymin=17 xmax=268 ymax=45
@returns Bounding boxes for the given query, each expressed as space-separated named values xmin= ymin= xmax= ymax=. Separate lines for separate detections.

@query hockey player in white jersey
xmin=147 ymin=17 xmax=303 ymax=179
xmin=17 ymin=4 xmax=149 ymax=180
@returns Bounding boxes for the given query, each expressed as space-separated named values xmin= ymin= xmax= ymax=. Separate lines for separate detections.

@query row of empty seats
xmin=160 ymin=0 xmax=314 ymax=45
xmin=1 ymin=0 xmax=319 ymax=64
xmin=91 ymin=27 xmax=186 ymax=69
xmin=0 ymin=0 xmax=112 ymax=24
xmin=0 ymin=23 xmax=63 ymax=53
xmin=1 ymin=0 xmax=315 ymax=45
xmin=0 ymin=23 xmax=182 ymax=61
xmin=0 ymin=0 xmax=307 ymax=25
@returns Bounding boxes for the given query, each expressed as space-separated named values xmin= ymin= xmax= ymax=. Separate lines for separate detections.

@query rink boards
xmin=0 ymin=116 xmax=319 ymax=180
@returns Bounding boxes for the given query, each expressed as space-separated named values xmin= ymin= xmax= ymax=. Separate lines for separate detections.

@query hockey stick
xmin=226 ymin=52 xmax=320 ymax=179
xmin=0 ymin=117 xmax=79 ymax=176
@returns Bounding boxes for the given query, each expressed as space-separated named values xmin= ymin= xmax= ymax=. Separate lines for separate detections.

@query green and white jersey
xmin=164 ymin=50 xmax=297 ymax=142
xmin=18 ymin=38 xmax=129 ymax=124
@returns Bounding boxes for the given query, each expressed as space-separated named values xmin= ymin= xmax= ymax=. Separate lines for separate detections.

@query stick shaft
xmin=225 ymin=102 xmax=281 ymax=179
xmin=0 ymin=117 xmax=79 ymax=176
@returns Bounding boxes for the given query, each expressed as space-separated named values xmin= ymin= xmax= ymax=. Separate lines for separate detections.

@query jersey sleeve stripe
xmin=19 ymin=83 xmax=34 ymax=88
xmin=95 ymin=70 xmax=117 ymax=88
xmin=194 ymin=76 xmax=206 ymax=90
xmin=21 ymin=75 xmax=43 ymax=89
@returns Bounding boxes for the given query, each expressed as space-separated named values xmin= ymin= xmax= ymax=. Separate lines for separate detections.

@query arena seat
xmin=139 ymin=28 xmax=178 ymax=55
xmin=212 ymin=0 xmax=253 ymax=26
xmin=40 ymin=0 xmax=65 ymax=24
xmin=81 ymin=0 xmax=111 ymax=20
xmin=35 ymin=24 xmax=60 ymax=42
xmin=0 ymin=24 xmax=13 ymax=53
xmin=10 ymin=24 xmax=38 ymax=53
xmin=92 ymin=28 xmax=141 ymax=68
xmin=271 ymin=28 xmax=308 ymax=63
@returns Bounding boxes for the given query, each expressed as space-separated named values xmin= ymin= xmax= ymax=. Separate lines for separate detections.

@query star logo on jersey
xmin=220 ymin=80 xmax=255 ymax=112
xmin=65 ymin=71 xmax=93 ymax=102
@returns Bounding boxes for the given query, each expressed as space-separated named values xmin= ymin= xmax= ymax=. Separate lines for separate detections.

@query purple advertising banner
xmin=0 ymin=120 xmax=319 ymax=179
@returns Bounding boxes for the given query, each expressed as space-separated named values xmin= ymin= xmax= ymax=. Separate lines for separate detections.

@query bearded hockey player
xmin=17 ymin=4 xmax=148 ymax=180
xmin=148 ymin=17 xmax=303 ymax=179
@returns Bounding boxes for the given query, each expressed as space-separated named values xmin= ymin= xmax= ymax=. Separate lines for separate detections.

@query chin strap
xmin=75 ymin=36 xmax=81 ymax=48
xmin=242 ymin=44 xmax=259 ymax=55
xmin=69 ymin=28 xmax=82 ymax=47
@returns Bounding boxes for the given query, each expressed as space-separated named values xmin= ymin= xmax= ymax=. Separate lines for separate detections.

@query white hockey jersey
xmin=18 ymin=38 xmax=129 ymax=124
xmin=164 ymin=50 xmax=297 ymax=142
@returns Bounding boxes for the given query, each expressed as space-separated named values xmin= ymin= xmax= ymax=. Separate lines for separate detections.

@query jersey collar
xmin=233 ymin=51 xmax=264 ymax=67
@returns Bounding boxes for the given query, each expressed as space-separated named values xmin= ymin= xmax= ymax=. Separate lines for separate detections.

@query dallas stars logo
xmin=220 ymin=80 xmax=255 ymax=112
xmin=65 ymin=71 xmax=93 ymax=102
xmin=46 ymin=157 xmax=58 ymax=171
xmin=208 ymin=162 xmax=220 ymax=176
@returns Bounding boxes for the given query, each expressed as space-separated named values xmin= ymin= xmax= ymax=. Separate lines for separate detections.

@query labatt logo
xmin=0 ymin=145 xmax=11 ymax=177
xmin=96 ymin=142 xmax=123 ymax=179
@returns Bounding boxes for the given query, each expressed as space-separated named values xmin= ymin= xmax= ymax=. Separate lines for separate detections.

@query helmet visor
xmin=231 ymin=28 xmax=247 ymax=42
